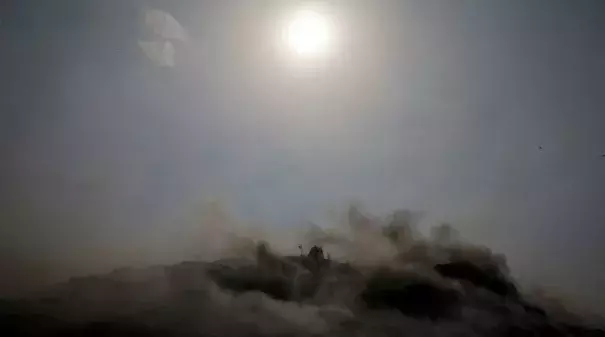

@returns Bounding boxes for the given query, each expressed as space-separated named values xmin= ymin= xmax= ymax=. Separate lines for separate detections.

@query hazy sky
xmin=1 ymin=0 xmax=604 ymax=313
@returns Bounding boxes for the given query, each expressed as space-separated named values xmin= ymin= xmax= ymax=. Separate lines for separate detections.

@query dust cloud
xmin=1 ymin=203 xmax=603 ymax=336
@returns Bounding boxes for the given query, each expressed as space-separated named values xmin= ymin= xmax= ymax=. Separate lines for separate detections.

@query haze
xmin=1 ymin=0 xmax=604 ymax=315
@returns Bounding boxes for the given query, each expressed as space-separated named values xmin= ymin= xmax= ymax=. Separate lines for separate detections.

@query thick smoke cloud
xmin=1 ymin=205 xmax=603 ymax=336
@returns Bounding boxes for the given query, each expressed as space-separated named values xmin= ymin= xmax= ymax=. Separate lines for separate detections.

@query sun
xmin=285 ymin=10 xmax=334 ymax=57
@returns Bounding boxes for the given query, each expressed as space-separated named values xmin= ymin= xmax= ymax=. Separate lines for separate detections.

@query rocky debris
xmin=1 ymin=236 xmax=603 ymax=336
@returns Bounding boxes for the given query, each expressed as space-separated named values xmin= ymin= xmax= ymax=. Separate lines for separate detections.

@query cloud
xmin=144 ymin=9 xmax=188 ymax=42
xmin=138 ymin=40 xmax=176 ymax=67
xmin=138 ymin=9 xmax=187 ymax=67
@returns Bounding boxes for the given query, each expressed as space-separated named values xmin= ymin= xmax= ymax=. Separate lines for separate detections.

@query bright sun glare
xmin=285 ymin=10 xmax=333 ymax=57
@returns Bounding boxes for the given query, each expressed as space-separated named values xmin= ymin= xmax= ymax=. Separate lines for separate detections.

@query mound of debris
xmin=1 ymin=207 xmax=603 ymax=336
xmin=361 ymin=268 xmax=460 ymax=320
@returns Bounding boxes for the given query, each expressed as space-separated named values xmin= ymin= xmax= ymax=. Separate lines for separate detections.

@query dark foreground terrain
xmin=2 ymin=209 xmax=603 ymax=337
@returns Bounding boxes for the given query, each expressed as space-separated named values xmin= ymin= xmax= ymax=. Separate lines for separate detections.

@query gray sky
xmin=1 ymin=0 xmax=605 ymax=313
